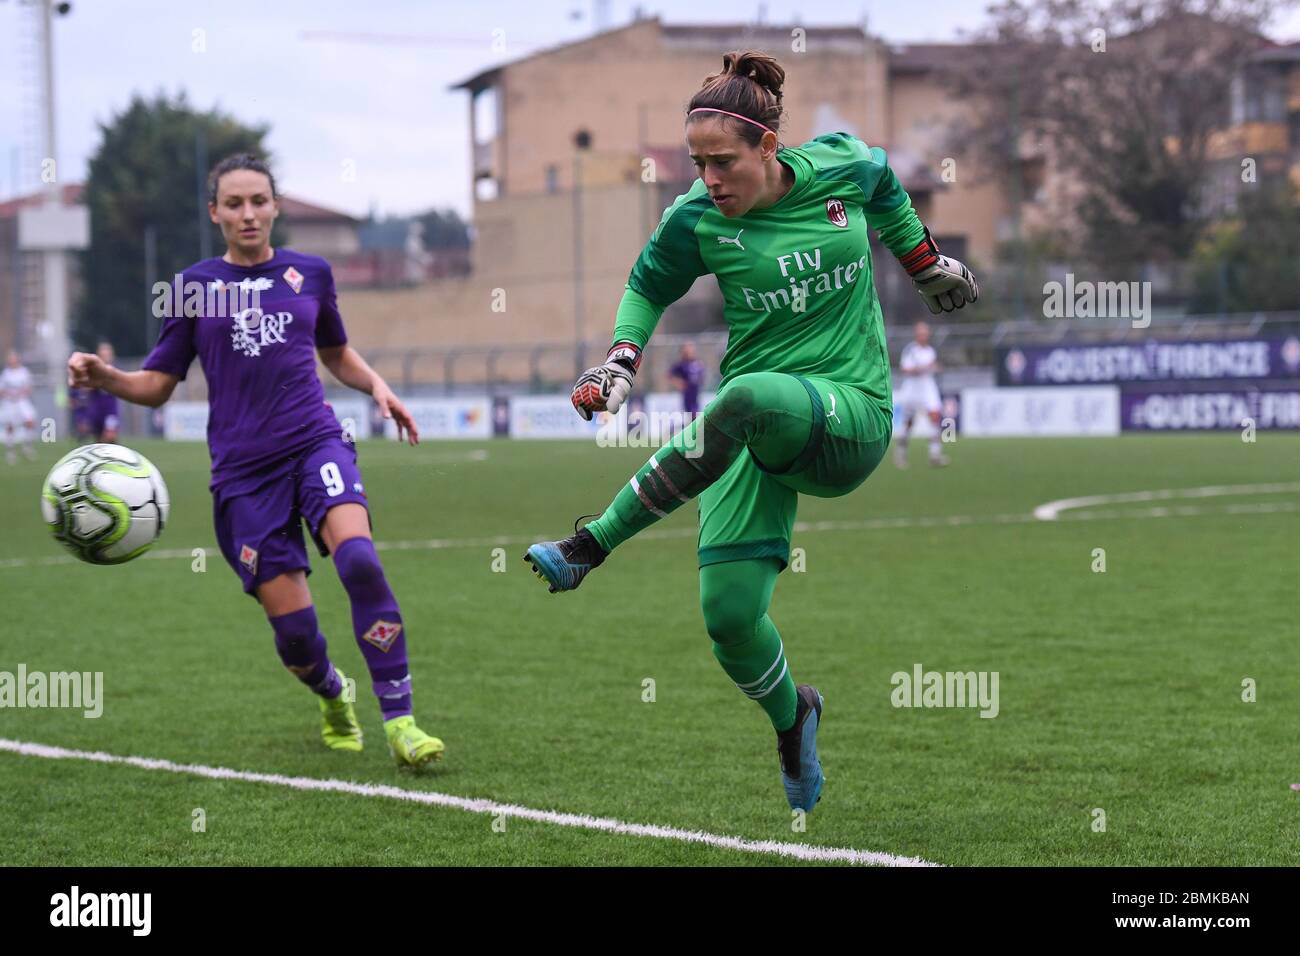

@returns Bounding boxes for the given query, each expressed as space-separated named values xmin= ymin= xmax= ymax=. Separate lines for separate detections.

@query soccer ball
xmin=41 ymin=443 xmax=170 ymax=564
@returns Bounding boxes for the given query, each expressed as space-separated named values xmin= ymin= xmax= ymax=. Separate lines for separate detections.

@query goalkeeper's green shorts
xmin=696 ymin=374 xmax=892 ymax=570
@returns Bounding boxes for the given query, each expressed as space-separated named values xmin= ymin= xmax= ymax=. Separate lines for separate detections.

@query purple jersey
xmin=142 ymin=249 xmax=347 ymax=489
xmin=69 ymin=386 xmax=91 ymax=424
xmin=87 ymin=389 xmax=119 ymax=422
xmin=669 ymin=358 xmax=706 ymax=412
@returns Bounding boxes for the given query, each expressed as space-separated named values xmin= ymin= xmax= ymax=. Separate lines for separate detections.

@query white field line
xmin=3 ymin=495 xmax=1298 ymax=572
xmin=0 ymin=738 xmax=937 ymax=867
xmin=1031 ymin=482 xmax=1300 ymax=521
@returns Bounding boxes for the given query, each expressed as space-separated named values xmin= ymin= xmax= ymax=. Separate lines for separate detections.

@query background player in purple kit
xmin=79 ymin=342 xmax=121 ymax=443
xmin=668 ymin=341 xmax=706 ymax=416
xmin=67 ymin=154 xmax=444 ymax=767
xmin=68 ymin=383 xmax=91 ymax=441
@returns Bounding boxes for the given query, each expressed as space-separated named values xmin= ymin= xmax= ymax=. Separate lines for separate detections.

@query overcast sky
xmin=3 ymin=0 xmax=1300 ymax=220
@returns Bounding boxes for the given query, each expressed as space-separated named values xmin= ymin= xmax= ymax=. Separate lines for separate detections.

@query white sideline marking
xmin=1032 ymin=482 xmax=1300 ymax=521
xmin=4 ymin=496 xmax=1298 ymax=571
xmin=0 ymin=738 xmax=938 ymax=867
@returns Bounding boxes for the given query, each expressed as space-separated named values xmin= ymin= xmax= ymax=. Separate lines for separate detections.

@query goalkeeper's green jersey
xmin=616 ymin=132 xmax=926 ymax=410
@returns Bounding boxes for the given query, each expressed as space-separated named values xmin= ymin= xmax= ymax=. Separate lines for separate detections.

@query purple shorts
xmin=212 ymin=435 xmax=371 ymax=597
xmin=89 ymin=411 xmax=120 ymax=436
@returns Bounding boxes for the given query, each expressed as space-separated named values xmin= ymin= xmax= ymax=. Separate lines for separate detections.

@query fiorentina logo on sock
xmin=239 ymin=544 xmax=258 ymax=574
xmin=363 ymin=620 xmax=403 ymax=652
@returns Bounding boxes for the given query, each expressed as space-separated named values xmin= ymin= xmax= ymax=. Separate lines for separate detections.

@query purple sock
xmin=333 ymin=536 xmax=412 ymax=720
xmin=270 ymin=606 xmax=342 ymax=699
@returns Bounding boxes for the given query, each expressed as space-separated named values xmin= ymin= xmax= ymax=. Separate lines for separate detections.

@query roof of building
xmin=1252 ymin=40 xmax=1300 ymax=64
xmin=887 ymin=43 xmax=983 ymax=74
xmin=0 ymin=184 xmax=358 ymax=224
xmin=451 ymin=17 xmax=886 ymax=92
xmin=275 ymin=195 xmax=360 ymax=225
xmin=0 ymin=183 xmax=84 ymax=219
xmin=452 ymin=10 xmax=1300 ymax=95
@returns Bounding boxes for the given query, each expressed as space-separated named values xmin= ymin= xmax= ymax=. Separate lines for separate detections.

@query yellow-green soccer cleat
xmin=318 ymin=669 xmax=364 ymax=752
xmin=384 ymin=715 xmax=445 ymax=768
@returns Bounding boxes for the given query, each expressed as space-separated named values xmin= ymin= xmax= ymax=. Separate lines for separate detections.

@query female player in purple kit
xmin=67 ymin=154 xmax=444 ymax=766
xmin=71 ymin=342 xmax=121 ymax=444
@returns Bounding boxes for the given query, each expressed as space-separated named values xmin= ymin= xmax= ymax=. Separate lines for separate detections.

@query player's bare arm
xmin=67 ymin=351 xmax=178 ymax=408
xmin=318 ymin=343 xmax=419 ymax=445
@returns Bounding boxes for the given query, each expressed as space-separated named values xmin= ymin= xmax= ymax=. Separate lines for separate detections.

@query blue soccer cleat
xmin=523 ymin=525 xmax=607 ymax=593
xmin=777 ymin=684 xmax=825 ymax=811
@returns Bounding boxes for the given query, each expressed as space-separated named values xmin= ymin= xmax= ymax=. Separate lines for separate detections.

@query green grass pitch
xmin=1 ymin=434 xmax=1296 ymax=866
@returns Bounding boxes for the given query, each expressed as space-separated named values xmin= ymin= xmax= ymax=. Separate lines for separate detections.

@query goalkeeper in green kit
xmin=525 ymin=50 xmax=978 ymax=812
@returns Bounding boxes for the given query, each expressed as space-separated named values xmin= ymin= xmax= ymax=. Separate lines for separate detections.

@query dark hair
xmin=686 ymin=50 xmax=785 ymax=146
xmin=207 ymin=153 xmax=277 ymax=204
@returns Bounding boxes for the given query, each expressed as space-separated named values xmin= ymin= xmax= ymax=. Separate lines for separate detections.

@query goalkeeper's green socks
xmin=586 ymin=428 xmax=708 ymax=552
xmin=700 ymin=558 xmax=799 ymax=732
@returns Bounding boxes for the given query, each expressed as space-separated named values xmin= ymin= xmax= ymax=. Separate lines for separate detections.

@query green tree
xmin=415 ymin=208 xmax=470 ymax=250
xmin=949 ymin=0 xmax=1287 ymax=275
xmin=76 ymin=93 xmax=281 ymax=355
xmin=1189 ymin=182 xmax=1300 ymax=312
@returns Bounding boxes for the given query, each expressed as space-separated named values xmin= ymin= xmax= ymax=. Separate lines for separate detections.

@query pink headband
xmin=688 ymin=107 xmax=774 ymax=135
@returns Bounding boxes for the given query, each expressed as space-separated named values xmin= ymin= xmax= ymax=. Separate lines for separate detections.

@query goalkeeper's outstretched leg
xmin=525 ymin=371 xmax=812 ymax=591
xmin=524 ymin=372 xmax=888 ymax=593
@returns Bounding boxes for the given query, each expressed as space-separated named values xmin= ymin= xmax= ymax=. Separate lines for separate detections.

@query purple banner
xmin=999 ymin=337 xmax=1300 ymax=386
xmin=1121 ymin=387 xmax=1300 ymax=430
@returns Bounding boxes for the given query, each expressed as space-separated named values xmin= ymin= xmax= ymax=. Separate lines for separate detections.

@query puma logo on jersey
xmin=827 ymin=392 xmax=842 ymax=425
xmin=717 ymin=229 xmax=745 ymax=251
xmin=209 ymin=276 xmax=273 ymax=294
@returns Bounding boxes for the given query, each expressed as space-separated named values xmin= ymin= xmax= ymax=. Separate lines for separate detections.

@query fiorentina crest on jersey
xmin=239 ymin=544 xmax=258 ymax=574
xmin=826 ymin=199 xmax=848 ymax=228
xmin=282 ymin=266 xmax=304 ymax=294
xmin=363 ymin=620 xmax=403 ymax=653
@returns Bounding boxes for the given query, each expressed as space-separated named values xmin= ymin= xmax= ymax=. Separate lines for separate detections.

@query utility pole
xmin=144 ymin=225 xmax=157 ymax=349
xmin=1008 ymin=60 xmax=1026 ymax=322
xmin=573 ymin=151 xmax=584 ymax=377
xmin=16 ymin=0 xmax=87 ymax=407
xmin=196 ymin=126 xmax=212 ymax=260
xmin=572 ymin=129 xmax=592 ymax=376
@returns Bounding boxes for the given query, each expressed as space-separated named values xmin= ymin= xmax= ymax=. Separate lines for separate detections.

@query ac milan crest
xmin=826 ymin=199 xmax=848 ymax=228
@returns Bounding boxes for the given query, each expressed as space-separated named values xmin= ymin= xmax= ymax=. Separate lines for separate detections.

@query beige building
xmin=450 ymin=19 xmax=1005 ymax=345
xmin=331 ymin=18 xmax=1010 ymax=390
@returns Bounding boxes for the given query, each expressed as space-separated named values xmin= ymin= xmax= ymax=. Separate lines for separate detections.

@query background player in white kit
xmin=894 ymin=321 xmax=949 ymax=468
xmin=1 ymin=349 xmax=39 ymax=465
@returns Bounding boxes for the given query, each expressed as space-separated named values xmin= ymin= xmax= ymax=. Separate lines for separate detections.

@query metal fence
xmin=353 ymin=311 xmax=1300 ymax=395
xmin=13 ymin=311 xmax=1300 ymax=439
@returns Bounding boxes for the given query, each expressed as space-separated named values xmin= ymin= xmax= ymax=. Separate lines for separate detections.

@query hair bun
xmin=723 ymin=50 xmax=785 ymax=103
xmin=689 ymin=49 xmax=786 ymax=143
